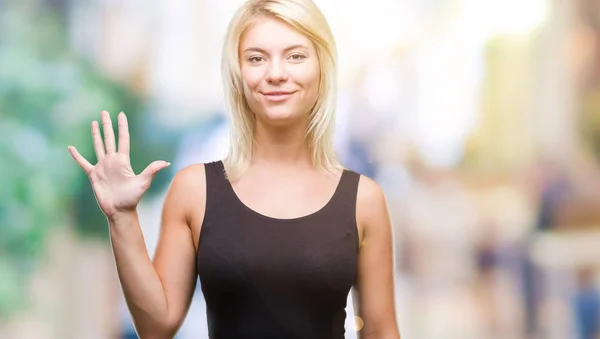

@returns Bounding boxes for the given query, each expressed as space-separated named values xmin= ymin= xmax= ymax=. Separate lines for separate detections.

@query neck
xmin=252 ymin=120 xmax=312 ymax=168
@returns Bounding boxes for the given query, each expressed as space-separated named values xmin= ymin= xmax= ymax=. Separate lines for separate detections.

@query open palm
xmin=68 ymin=111 xmax=170 ymax=219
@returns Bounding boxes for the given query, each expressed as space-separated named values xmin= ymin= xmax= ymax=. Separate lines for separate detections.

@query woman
xmin=68 ymin=0 xmax=400 ymax=338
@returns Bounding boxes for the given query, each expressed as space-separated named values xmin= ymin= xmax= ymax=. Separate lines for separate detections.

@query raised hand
xmin=68 ymin=111 xmax=170 ymax=220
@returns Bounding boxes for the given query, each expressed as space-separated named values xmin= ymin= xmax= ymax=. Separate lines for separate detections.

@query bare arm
xmin=69 ymin=111 xmax=204 ymax=338
xmin=110 ymin=165 xmax=204 ymax=338
xmin=353 ymin=175 xmax=401 ymax=339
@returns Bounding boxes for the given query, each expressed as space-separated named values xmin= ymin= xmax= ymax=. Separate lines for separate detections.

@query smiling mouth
xmin=261 ymin=91 xmax=296 ymax=101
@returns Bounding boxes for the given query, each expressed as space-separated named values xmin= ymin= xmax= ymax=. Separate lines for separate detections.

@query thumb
xmin=140 ymin=160 xmax=171 ymax=180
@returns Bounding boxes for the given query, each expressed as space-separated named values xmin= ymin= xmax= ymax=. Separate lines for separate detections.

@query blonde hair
xmin=221 ymin=0 xmax=341 ymax=181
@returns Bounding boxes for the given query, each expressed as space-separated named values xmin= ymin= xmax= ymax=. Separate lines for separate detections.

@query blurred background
xmin=1 ymin=0 xmax=600 ymax=338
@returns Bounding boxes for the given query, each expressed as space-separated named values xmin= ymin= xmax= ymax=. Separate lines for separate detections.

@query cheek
xmin=299 ymin=64 xmax=320 ymax=99
xmin=241 ymin=68 xmax=263 ymax=93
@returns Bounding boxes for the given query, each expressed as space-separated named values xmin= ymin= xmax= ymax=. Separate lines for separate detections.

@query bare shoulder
xmin=357 ymin=175 xmax=388 ymax=216
xmin=357 ymin=174 xmax=385 ymax=202
xmin=356 ymin=175 xmax=390 ymax=237
xmin=170 ymin=163 xmax=206 ymax=190
xmin=163 ymin=163 xmax=207 ymax=221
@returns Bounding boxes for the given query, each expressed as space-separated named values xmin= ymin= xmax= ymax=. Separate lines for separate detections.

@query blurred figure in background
xmin=572 ymin=266 xmax=600 ymax=339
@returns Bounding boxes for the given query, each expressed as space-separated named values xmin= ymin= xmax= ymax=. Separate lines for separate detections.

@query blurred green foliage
xmin=0 ymin=3 xmax=175 ymax=318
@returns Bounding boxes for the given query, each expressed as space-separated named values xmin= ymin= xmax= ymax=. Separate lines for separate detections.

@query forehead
xmin=240 ymin=17 xmax=312 ymax=51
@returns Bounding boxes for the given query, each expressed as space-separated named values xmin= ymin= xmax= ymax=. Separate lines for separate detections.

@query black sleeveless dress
xmin=197 ymin=160 xmax=360 ymax=339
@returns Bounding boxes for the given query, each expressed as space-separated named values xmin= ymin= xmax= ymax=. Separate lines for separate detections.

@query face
xmin=240 ymin=17 xmax=320 ymax=127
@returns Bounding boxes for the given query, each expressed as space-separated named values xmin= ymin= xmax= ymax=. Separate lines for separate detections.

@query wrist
xmin=107 ymin=210 xmax=139 ymax=226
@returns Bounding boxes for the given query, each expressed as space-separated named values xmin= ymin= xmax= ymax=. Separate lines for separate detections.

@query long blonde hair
xmin=221 ymin=0 xmax=341 ymax=181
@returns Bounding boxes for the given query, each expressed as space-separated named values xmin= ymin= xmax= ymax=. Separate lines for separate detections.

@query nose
xmin=265 ymin=60 xmax=288 ymax=85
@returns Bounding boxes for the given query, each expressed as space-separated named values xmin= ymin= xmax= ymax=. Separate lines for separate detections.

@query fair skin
xmin=69 ymin=16 xmax=399 ymax=339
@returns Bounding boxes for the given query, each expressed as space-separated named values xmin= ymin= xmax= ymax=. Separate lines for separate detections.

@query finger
xmin=91 ymin=120 xmax=105 ymax=161
xmin=101 ymin=110 xmax=116 ymax=154
xmin=140 ymin=160 xmax=171 ymax=180
xmin=68 ymin=145 xmax=94 ymax=174
xmin=117 ymin=112 xmax=130 ymax=156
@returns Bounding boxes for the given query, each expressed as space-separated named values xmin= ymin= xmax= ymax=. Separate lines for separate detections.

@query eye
xmin=288 ymin=53 xmax=306 ymax=61
xmin=248 ymin=55 xmax=265 ymax=63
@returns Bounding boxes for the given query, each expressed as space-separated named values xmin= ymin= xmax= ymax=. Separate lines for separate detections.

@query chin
xmin=260 ymin=108 xmax=303 ymax=127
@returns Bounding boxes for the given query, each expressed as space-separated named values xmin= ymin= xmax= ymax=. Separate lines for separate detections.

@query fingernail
xmin=166 ymin=162 xmax=171 ymax=166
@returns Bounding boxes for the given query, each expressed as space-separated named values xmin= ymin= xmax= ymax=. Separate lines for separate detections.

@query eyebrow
xmin=243 ymin=44 xmax=309 ymax=54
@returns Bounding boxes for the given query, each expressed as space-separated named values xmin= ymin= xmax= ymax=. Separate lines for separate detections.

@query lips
xmin=261 ymin=91 xmax=296 ymax=102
